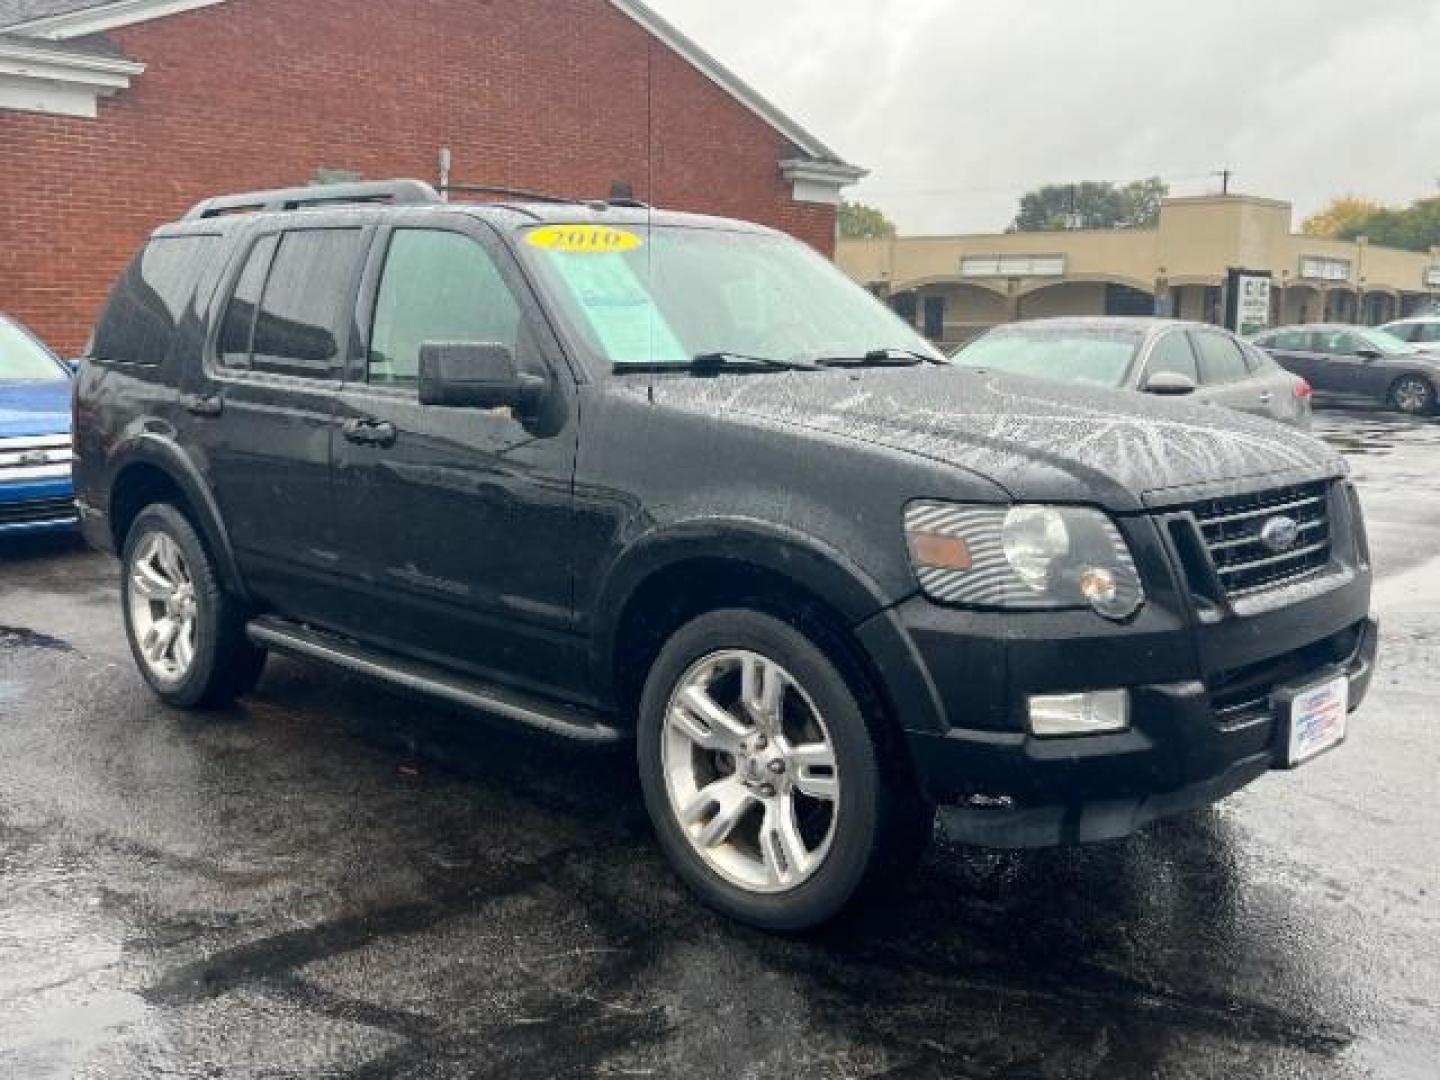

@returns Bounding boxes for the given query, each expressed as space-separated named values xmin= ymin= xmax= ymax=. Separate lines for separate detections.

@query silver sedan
xmin=953 ymin=317 xmax=1312 ymax=429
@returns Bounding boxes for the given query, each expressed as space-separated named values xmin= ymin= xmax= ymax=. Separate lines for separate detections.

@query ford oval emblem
xmin=1259 ymin=515 xmax=1300 ymax=554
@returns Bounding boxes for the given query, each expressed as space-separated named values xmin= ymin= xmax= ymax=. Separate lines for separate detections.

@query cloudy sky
xmin=646 ymin=0 xmax=1440 ymax=236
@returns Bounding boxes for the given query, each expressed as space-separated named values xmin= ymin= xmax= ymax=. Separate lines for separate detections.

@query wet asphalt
xmin=0 ymin=406 xmax=1437 ymax=1080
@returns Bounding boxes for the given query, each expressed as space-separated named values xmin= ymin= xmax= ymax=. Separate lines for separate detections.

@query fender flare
xmin=108 ymin=433 xmax=251 ymax=602
xmin=589 ymin=518 xmax=947 ymax=732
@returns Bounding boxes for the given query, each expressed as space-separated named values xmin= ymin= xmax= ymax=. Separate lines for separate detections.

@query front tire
xmin=1389 ymin=375 xmax=1435 ymax=416
xmin=121 ymin=504 xmax=267 ymax=709
xmin=637 ymin=609 xmax=932 ymax=931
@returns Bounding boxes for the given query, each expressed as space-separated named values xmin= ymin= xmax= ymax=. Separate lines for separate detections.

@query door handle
xmin=343 ymin=418 xmax=398 ymax=448
xmin=1258 ymin=392 xmax=1274 ymax=403
xmin=185 ymin=394 xmax=223 ymax=418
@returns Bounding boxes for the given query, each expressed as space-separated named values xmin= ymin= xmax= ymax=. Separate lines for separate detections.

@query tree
xmin=1337 ymin=197 xmax=1440 ymax=252
xmin=1010 ymin=177 xmax=1168 ymax=232
xmin=839 ymin=200 xmax=896 ymax=240
xmin=1301 ymin=197 xmax=1384 ymax=238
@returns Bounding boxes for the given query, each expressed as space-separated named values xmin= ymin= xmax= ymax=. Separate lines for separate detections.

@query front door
xmin=193 ymin=225 xmax=368 ymax=624
xmin=329 ymin=217 xmax=583 ymax=698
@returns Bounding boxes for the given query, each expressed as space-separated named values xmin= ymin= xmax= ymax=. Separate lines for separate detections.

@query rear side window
xmin=1422 ymin=324 xmax=1440 ymax=343
xmin=1191 ymin=331 xmax=1250 ymax=384
xmin=1268 ymin=329 xmax=1308 ymax=350
xmin=217 ymin=229 xmax=362 ymax=379
xmin=94 ymin=235 xmax=221 ymax=366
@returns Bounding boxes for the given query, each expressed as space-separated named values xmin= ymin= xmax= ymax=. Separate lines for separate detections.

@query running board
xmin=246 ymin=616 xmax=623 ymax=744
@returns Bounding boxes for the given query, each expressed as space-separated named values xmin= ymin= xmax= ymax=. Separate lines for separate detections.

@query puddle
xmin=0 ymin=627 xmax=73 ymax=652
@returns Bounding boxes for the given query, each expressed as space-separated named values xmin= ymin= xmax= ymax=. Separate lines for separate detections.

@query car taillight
xmin=1295 ymin=379 xmax=1313 ymax=400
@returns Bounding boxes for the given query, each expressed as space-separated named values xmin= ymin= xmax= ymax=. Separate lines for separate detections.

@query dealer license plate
xmin=1283 ymin=675 xmax=1349 ymax=767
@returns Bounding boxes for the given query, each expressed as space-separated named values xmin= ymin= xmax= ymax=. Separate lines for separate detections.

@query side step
xmin=246 ymin=616 xmax=624 ymax=744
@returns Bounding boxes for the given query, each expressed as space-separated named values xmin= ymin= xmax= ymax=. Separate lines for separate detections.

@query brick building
xmin=0 ymin=0 xmax=863 ymax=352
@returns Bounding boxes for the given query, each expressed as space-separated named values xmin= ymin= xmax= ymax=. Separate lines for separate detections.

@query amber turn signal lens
xmin=909 ymin=532 xmax=973 ymax=571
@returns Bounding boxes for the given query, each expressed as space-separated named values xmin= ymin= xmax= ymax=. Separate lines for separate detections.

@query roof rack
xmin=183 ymin=180 xmax=442 ymax=220
xmin=440 ymin=183 xmax=582 ymax=205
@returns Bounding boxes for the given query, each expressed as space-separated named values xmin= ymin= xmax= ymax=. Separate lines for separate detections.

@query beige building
xmin=838 ymin=195 xmax=1440 ymax=348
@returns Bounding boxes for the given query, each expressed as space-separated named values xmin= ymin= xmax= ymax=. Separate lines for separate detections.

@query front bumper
xmin=858 ymin=512 xmax=1377 ymax=848
xmin=0 ymin=478 xmax=78 ymax=537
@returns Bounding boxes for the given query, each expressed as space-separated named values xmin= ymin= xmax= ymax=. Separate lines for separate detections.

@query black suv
xmin=74 ymin=180 xmax=1377 ymax=930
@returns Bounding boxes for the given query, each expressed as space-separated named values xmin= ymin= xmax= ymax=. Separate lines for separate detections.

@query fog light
xmin=1028 ymin=690 xmax=1130 ymax=737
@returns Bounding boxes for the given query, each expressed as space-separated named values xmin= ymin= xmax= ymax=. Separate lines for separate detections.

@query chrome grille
xmin=1190 ymin=482 xmax=1333 ymax=599
xmin=0 ymin=434 xmax=74 ymax=482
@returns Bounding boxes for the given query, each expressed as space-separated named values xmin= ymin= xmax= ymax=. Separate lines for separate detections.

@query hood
xmin=640 ymin=366 xmax=1342 ymax=511
xmin=0 ymin=379 xmax=73 ymax=440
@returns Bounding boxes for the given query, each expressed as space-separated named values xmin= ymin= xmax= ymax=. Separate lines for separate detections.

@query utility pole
xmin=1215 ymin=168 xmax=1233 ymax=196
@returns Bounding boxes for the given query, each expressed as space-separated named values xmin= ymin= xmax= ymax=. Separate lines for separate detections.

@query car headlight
xmin=905 ymin=502 xmax=1144 ymax=619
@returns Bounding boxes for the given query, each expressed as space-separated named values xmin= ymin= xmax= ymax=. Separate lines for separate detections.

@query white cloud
xmin=645 ymin=0 xmax=1440 ymax=234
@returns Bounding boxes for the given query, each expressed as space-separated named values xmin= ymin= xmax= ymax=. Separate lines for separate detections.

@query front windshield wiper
xmin=614 ymin=352 xmax=821 ymax=374
xmin=812 ymin=348 xmax=945 ymax=368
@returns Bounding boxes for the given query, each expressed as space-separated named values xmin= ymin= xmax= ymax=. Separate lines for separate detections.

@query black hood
xmin=639 ymin=366 xmax=1344 ymax=511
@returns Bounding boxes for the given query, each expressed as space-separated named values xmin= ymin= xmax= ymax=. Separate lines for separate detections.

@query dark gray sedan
xmin=1253 ymin=323 xmax=1440 ymax=416
xmin=954 ymin=318 xmax=1312 ymax=428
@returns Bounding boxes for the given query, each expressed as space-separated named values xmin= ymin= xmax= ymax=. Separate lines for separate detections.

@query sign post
xmin=1225 ymin=268 xmax=1273 ymax=337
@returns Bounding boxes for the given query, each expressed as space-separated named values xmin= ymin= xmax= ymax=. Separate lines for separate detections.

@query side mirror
xmin=1355 ymin=348 xmax=1382 ymax=361
xmin=418 ymin=342 xmax=546 ymax=413
xmin=1143 ymin=371 xmax=1198 ymax=396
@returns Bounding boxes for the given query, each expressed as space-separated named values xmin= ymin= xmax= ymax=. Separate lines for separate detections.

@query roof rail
xmin=440 ymin=183 xmax=581 ymax=206
xmin=183 ymin=180 xmax=442 ymax=220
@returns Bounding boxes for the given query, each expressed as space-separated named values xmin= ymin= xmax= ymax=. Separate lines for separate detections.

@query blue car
xmin=0 ymin=314 xmax=77 ymax=536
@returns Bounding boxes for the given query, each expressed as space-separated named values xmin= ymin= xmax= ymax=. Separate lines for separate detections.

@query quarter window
xmin=94 ymin=235 xmax=221 ymax=366
xmin=1191 ymin=332 xmax=1250 ymax=384
xmin=368 ymin=229 xmax=521 ymax=388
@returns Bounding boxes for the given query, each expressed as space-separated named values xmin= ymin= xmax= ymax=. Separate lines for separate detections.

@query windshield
xmin=0 ymin=318 xmax=64 ymax=382
xmin=954 ymin=327 xmax=1142 ymax=388
xmin=519 ymin=224 xmax=943 ymax=369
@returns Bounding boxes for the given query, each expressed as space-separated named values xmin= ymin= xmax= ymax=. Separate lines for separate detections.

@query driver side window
xmin=1145 ymin=331 xmax=1199 ymax=383
xmin=368 ymin=229 xmax=520 ymax=388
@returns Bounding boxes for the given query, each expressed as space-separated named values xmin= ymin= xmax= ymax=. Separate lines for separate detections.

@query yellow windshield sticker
xmin=527 ymin=224 xmax=643 ymax=255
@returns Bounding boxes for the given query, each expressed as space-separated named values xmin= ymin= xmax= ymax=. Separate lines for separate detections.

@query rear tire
xmin=637 ymin=608 xmax=933 ymax=931
xmin=121 ymin=504 xmax=267 ymax=709
xmin=1389 ymin=375 xmax=1435 ymax=416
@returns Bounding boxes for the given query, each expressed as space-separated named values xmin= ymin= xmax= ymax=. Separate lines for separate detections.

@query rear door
xmin=1189 ymin=329 xmax=1271 ymax=417
xmin=1260 ymin=328 xmax=1327 ymax=386
xmin=328 ymin=212 xmax=584 ymax=698
xmin=194 ymin=222 xmax=368 ymax=623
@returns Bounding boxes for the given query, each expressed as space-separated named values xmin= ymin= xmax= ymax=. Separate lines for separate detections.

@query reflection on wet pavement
xmin=0 ymin=406 xmax=1436 ymax=1078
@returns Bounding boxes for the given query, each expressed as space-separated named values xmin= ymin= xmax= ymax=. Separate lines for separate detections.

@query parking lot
xmin=0 ymin=405 xmax=1435 ymax=1079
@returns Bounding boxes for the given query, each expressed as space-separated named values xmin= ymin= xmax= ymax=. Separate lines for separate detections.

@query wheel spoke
xmin=681 ymin=777 xmax=756 ymax=849
xmin=143 ymin=617 xmax=179 ymax=663
xmin=789 ymin=742 xmax=839 ymax=801
xmin=673 ymin=686 xmax=751 ymax=752
xmin=760 ymin=796 xmax=810 ymax=887
xmin=156 ymin=536 xmax=186 ymax=583
xmin=173 ymin=619 xmax=195 ymax=670
xmin=741 ymin=655 xmax=784 ymax=732
xmin=131 ymin=561 xmax=176 ymax=601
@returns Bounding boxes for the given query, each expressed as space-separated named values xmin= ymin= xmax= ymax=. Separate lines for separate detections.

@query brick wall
xmin=0 ymin=0 xmax=838 ymax=353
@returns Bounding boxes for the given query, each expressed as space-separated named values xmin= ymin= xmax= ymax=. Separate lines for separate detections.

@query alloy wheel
xmin=1392 ymin=377 xmax=1433 ymax=415
xmin=127 ymin=532 xmax=199 ymax=684
xmin=661 ymin=649 xmax=840 ymax=894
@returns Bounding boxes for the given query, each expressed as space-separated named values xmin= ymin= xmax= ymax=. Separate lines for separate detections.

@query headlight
xmin=905 ymin=502 xmax=1144 ymax=619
